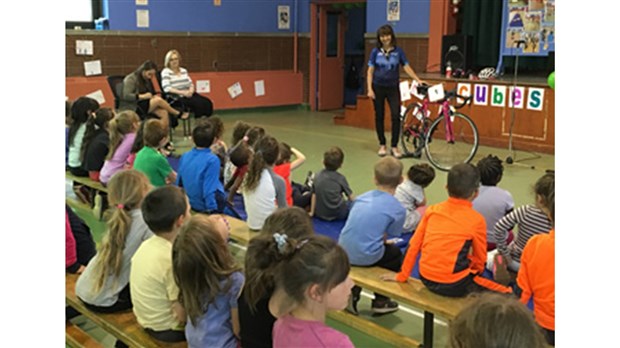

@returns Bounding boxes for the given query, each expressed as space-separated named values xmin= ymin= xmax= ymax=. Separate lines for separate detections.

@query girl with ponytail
xmin=242 ymin=135 xmax=288 ymax=230
xmin=81 ymin=108 xmax=115 ymax=181
xmin=99 ymin=111 xmax=140 ymax=185
xmin=75 ymin=169 xmax=153 ymax=313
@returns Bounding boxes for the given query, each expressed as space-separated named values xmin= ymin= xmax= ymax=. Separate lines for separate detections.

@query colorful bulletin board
xmin=496 ymin=0 xmax=555 ymax=73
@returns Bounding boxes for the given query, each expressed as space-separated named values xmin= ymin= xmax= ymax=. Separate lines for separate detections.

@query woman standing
xmin=120 ymin=60 xmax=186 ymax=131
xmin=161 ymin=50 xmax=214 ymax=119
xmin=367 ymin=24 xmax=424 ymax=158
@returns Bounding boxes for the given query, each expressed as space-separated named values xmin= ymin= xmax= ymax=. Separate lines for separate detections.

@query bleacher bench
xmin=66 ymin=273 xmax=187 ymax=348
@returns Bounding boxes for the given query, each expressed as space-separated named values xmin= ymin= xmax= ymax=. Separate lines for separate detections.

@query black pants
xmin=81 ymin=284 xmax=132 ymax=313
xmin=68 ymin=165 xmax=89 ymax=177
xmin=372 ymin=84 xmax=401 ymax=148
xmin=172 ymin=93 xmax=214 ymax=118
xmin=144 ymin=328 xmax=186 ymax=343
xmin=543 ymin=328 xmax=555 ymax=346
xmin=355 ymin=243 xmax=403 ymax=302
xmin=292 ymin=182 xmax=311 ymax=208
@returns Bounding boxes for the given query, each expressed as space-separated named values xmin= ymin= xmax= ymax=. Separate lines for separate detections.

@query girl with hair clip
xmin=75 ymin=170 xmax=153 ymax=313
xmin=67 ymin=96 xmax=100 ymax=177
xmin=270 ymin=234 xmax=355 ymax=348
xmin=238 ymin=206 xmax=314 ymax=348
xmin=243 ymin=135 xmax=288 ymax=230
xmin=171 ymin=214 xmax=244 ymax=348
xmin=99 ymin=110 xmax=141 ymax=185
xmin=81 ymin=108 xmax=115 ymax=182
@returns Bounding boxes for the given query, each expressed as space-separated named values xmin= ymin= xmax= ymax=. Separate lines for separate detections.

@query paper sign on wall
xmin=137 ymin=9 xmax=149 ymax=28
xmin=387 ymin=0 xmax=400 ymax=21
xmin=214 ymin=0 xmax=221 ymax=6
xmin=399 ymin=80 xmax=411 ymax=101
xmin=526 ymin=88 xmax=544 ymax=111
xmin=278 ymin=6 xmax=290 ymax=30
xmin=197 ymin=80 xmax=211 ymax=93
xmin=254 ymin=80 xmax=265 ymax=97
xmin=86 ymin=90 xmax=106 ymax=105
xmin=76 ymin=40 xmax=94 ymax=56
xmin=227 ymin=82 xmax=243 ymax=99
xmin=427 ymin=84 xmax=445 ymax=102
xmin=84 ymin=60 xmax=102 ymax=76
xmin=136 ymin=0 xmax=148 ymax=5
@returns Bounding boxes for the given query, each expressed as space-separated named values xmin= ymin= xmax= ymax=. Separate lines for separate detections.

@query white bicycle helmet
xmin=478 ymin=67 xmax=496 ymax=80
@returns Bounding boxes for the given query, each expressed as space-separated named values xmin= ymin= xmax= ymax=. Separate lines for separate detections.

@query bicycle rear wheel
xmin=425 ymin=112 xmax=479 ymax=171
xmin=400 ymin=102 xmax=425 ymax=157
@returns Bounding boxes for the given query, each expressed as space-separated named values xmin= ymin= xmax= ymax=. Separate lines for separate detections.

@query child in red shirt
xmin=273 ymin=142 xmax=311 ymax=208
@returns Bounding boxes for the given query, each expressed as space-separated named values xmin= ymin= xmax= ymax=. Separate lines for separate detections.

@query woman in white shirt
xmin=161 ymin=50 xmax=214 ymax=119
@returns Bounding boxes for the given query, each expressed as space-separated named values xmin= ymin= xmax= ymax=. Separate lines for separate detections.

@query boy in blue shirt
xmin=176 ymin=123 xmax=225 ymax=213
xmin=338 ymin=156 xmax=405 ymax=315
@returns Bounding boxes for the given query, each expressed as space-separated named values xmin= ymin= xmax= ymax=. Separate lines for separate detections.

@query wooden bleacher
xmin=66 ymin=172 xmax=108 ymax=194
xmin=66 ymin=273 xmax=187 ymax=348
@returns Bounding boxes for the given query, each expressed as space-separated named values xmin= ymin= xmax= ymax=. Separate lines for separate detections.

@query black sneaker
xmin=346 ymin=286 xmax=362 ymax=315
xmin=371 ymin=298 xmax=399 ymax=314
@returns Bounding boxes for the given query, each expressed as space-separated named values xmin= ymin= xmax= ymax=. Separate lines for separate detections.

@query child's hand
xmin=379 ymin=273 xmax=398 ymax=282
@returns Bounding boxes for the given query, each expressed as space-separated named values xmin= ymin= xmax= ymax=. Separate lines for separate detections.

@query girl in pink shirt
xmin=270 ymin=235 xmax=355 ymax=348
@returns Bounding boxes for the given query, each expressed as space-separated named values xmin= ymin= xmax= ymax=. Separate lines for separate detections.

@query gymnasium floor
xmin=67 ymin=106 xmax=554 ymax=347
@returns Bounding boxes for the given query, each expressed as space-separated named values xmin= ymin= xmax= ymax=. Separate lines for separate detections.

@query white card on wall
xmin=254 ymin=80 xmax=265 ymax=97
xmin=84 ymin=60 xmax=102 ymax=76
xmin=76 ymin=40 xmax=94 ymax=56
xmin=427 ymin=84 xmax=445 ymax=102
xmin=227 ymin=82 xmax=243 ymax=99
xmin=137 ymin=9 xmax=149 ymax=28
xmin=136 ymin=0 xmax=148 ymax=5
xmin=196 ymin=80 xmax=211 ymax=93
xmin=278 ymin=6 xmax=290 ymax=30
xmin=86 ymin=90 xmax=106 ymax=104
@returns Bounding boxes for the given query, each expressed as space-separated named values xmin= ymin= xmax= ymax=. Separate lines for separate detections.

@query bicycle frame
xmin=416 ymin=96 xmax=456 ymax=143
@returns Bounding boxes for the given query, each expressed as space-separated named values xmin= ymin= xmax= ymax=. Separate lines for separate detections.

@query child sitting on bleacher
xmin=516 ymin=174 xmax=555 ymax=346
xmin=473 ymin=155 xmax=515 ymax=250
xmin=133 ymin=119 xmax=177 ymax=187
xmin=99 ymin=110 xmax=140 ymax=185
xmin=310 ymin=147 xmax=355 ymax=221
xmin=239 ymin=207 xmax=314 ymax=348
xmin=75 ymin=170 xmax=153 ymax=313
xmin=338 ymin=156 xmax=405 ymax=314
xmin=242 ymin=135 xmax=288 ymax=230
xmin=490 ymin=172 xmax=554 ymax=276
xmin=382 ymin=163 xmax=512 ymax=297
xmin=273 ymin=142 xmax=311 ymax=208
xmin=394 ymin=163 xmax=435 ymax=233
xmin=172 ymin=214 xmax=244 ymax=348
xmin=68 ymin=96 xmax=100 ymax=177
xmin=82 ymin=108 xmax=115 ymax=182
xmin=271 ymin=235 xmax=355 ymax=348
xmin=130 ymin=186 xmax=190 ymax=343
xmin=65 ymin=204 xmax=96 ymax=274
xmin=176 ymin=123 xmax=225 ymax=213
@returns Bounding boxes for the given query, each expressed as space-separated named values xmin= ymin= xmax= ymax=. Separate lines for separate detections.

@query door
xmin=316 ymin=7 xmax=345 ymax=110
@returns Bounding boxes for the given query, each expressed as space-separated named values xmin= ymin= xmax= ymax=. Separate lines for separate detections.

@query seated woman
xmin=119 ymin=60 xmax=187 ymax=131
xmin=161 ymin=49 xmax=214 ymax=118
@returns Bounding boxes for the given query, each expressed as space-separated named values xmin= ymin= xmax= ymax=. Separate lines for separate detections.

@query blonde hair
xmin=164 ymin=49 xmax=181 ymax=69
xmin=172 ymin=215 xmax=242 ymax=326
xmin=107 ymin=111 xmax=140 ymax=160
xmin=92 ymin=170 xmax=151 ymax=293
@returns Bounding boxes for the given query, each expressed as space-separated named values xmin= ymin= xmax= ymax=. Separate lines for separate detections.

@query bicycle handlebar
xmin=415 ymin=84 xmax=472 ymax=109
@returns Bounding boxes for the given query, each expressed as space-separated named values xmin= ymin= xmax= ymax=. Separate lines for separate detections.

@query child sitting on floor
xmin=394 ymin=163 xmax=435 ymax=233
xmin=310 ymin=147 xmax=355 ymax=221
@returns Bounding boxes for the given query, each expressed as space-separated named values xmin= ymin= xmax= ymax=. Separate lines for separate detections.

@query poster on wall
xmin=497 ymin=0 xmax=554 ymax=71
xmin=278 ymin=6 xmax=290 ymax=30
xmin=387 ymin=0 xmax=400 ymax=21
xmin=137 ymin=9 xmax=149 ymax=28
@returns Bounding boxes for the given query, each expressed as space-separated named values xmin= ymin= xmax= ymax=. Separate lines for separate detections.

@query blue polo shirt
xmin=176 ymin=147 xmax=224 ymax=212
xmin=368 ymin=46 xmax=410 ymax=87
xmin=338 ymin=190 xmax=406 ymax=265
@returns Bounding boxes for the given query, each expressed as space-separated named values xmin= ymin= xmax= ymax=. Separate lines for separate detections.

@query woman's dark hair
xmin=376 ymin=24 xmax=397 ymax=48
xmin=244 ymin=135 xmax=279 ymax=192
xmin=133 ymin=60 xmax=158 ymax=92
xmin=81 ymin=108 xmax=115 ymax=162
xmin=68 ymin=97 xmax=100 ymax=147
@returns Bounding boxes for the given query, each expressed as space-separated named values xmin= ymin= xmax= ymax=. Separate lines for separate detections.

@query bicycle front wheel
xmin=425 ymin=112 xmax=479 ymax=171
xmin=400 ymin=102 xmax=425 ymax=156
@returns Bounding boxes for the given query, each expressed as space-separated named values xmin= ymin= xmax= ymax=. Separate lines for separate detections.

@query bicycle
xmin=400 ymin=84 xmax=479 ymax=171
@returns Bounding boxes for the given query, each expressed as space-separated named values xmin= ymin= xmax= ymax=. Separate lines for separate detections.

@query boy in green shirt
xmin=134 ymin=119 xmax=177 ymax=187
